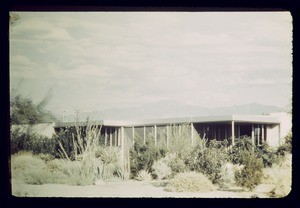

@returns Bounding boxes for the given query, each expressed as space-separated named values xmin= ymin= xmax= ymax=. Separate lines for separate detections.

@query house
xmin=53 ymin=112 xmax=292 ymax=155
xmin=12 ymin=112 xmax=291 ymax=167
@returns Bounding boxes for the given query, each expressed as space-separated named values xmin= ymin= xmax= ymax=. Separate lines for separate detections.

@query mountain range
xmin=56 ymin=101 xmax=286 ymax=122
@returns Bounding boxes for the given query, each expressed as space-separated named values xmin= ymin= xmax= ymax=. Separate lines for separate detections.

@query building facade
xmin=54 ymin=112 xmax=292 ymax=149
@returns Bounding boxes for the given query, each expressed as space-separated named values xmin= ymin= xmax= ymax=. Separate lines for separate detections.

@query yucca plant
xmin=136 ymin=170 xmax=152 ymax=182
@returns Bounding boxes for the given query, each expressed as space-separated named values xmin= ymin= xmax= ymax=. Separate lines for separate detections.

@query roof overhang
xmin=53 ymin=114 xmax=280 ymax=128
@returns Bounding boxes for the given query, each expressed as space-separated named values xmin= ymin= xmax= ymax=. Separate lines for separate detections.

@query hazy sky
xmin=10 ymin=12 xmax=292 ymax=115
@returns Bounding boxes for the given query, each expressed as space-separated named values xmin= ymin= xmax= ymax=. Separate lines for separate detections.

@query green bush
xmin=255 ymin=143 xmax=279 ymax=168
xmin=276 ymin=131 xmax=292 ymax=157
xmin=234 ymin=151 xmax=264 ymax=190
xmin=167 ymin=154 xmax=189 ymax=176
xmin=165 ymin=171 xmax=217 ymax=192
xmin=229 ymin=136 xmax=254 ymax=165
xmin=130 ymin=139 xmax=166 ymax=178
xmin=187 ymin=139 xmax=229 ymax=186
xmin=10 ymin=126 xmax=58 ymax=156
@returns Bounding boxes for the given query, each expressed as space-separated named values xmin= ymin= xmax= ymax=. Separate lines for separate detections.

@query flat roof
xmin=54 ymin=114 xmax=280 ymax=128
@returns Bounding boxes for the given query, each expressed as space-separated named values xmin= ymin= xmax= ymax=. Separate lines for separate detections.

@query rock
xmin=254 ymin=184 xmax=275 ymax=193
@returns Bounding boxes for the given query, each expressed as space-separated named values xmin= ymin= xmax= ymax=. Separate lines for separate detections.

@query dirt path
xmin=12 ymin=180 xmax=266 ymax=198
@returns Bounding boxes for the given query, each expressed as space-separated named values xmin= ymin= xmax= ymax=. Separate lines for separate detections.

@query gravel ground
xmin=12 ymin=180 xmax=267 ymax=198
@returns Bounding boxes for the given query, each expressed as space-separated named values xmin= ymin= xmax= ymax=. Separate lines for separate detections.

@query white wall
xmin=271 ymin=112 xmax=292 ymax=139
xmin=266 ymin=124 xmax=280 ymax=147
xmin=11 ymin=122 xmax=55 ymax=138
xmin=267 ymin=112 xmax=292 ymax=147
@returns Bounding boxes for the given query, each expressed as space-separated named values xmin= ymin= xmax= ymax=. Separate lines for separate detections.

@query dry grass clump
xmin=165 ymin=171 xmax=217 ymax=192
xmin=262 ymin=154 xmax=292 ymax=198
xmin=11 ymin=151 xmax=51 ymax=185
xmin=152 ymin=155 xmax=172 ymax=180
xmin=136 ymin=170 xmax=152 ymax=182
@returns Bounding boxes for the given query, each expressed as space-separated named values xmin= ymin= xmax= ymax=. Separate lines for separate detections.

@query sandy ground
xmin=12 ymin=180 xmax=269 ymax=198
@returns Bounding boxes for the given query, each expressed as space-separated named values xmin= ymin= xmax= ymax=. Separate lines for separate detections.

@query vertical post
xmin=225 ymin=126 xmax=227 ymax=140
xmin=262 ymin=124 xmax=265 ymax=143
xmin=117 ymin=128 xmax=121 ymax=146
xmin=115 ymin=128 xmax=117 ymax=146
xmin=132 ymin=126 xmax=135 ymax=145
xmin=166 ymin=125 xmax=169 ymax=148
xmin=143 ymin=126 xmax=146 ymax=144
xmin=257 ymin=125 xmax=260 ymax=145
xmin=105 ymin=127 xmax=107 ymax=146
xmin=238 ymin=124 xmax=240 ymax=138
xmin=214 ymin=126 xmax=216 ymax=140
xmin=179 ymin=124 xmax=182 ymax=136
xmin=231 ymin=121 xmax=235 ymax=146
xmin=110 ymin=128 xmax=112 ymax=147
xmin=191 ymin=123 xmax=194 ymax=145
xmin=121 ymin=127 xmax=125 ymax=166
xmin=251 ymin=124 xmax=255 ymax=148
xmin=154 ymin=125 xmax=157 ymax=146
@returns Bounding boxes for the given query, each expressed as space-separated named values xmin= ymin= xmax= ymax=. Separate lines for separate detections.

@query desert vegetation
xmin=10 ymin=94 xmax=292 ymax=197
xmin=11 ymin=122 xmax=292 ymax=197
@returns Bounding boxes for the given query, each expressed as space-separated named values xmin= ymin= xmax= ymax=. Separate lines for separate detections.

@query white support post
xmin=166 ymin=125 xmax=169 ymax=148
xmin=105 ymin=127 xmax=107 ymax=146
xmin=231 ymin=121 xmax=235 ymax=146
xmin=132 ymin=126 xmax=135 ymax=145
xmin=110 ymin=128 xmax=112 ymax=147
xmin=118 ymin=128 xmax=121 ymax=146
xmin=121 ymin=127 xmax=125 ymax=166
xmin=191 ymin=123 xmax=194 ymax=145
xmin=154 ymin=125 xmax=157 ymax=146
xmin=257 ymin=125 xmax=260 ymax=146
xmin=143 ymin=126 xmax=146 ymax=144
xmin=251 ymin=124 xmax=255 ymax=149
xmin=262 ymin=124 xmax=265 ymax=143
xmin=115 ymin=128 xmax=117 ymax=146
xmin=179 ymin=124 xmax=182 ymax=136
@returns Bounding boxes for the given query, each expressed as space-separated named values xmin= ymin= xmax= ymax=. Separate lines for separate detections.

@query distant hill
xmin=56 ymin=101 xmax=285 ymax=122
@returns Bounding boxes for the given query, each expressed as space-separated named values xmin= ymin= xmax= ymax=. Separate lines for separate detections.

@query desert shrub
xmin=187 ymin=139 xmax=229 ymax=186
xmin=165 ymin=171 xmax=217 ymax=192
xmin=276 ymin=131 xmax=292 ymax=157
xmin=136 ymin=170 xmax=152 ymax=182
xmin=95 ymin=146 xmax=120 ymax=164
xmin=56 ymin=122 xmax=104 ymax=185
xmin=11 ymin=152 xmax=51 ymax=185
xmin=229 ymin=136 xmax=254 ymax=165
xmin=130 ymin=139 xmax=166 ymax=178
xmin=10 ymin=126 xmax=58 ymax=156
xmin=152 ymin=155 xmax=172 ymax=180
xmin=167 ymin=153 xmax=189 ymax=176
xmin=234 ymin=151 xmax=264 ymax=190
xmin=36 ymin=153 xmax=54 ymax=163
xmin=218 ymin=162 xmax=244 ymax=189
xmin=167 ymin=124 xmax=194 ymax=159
xmin=255 ymin=143 xmax=279 ymax=168
xmin=262 ymin=154 xmax=292 ymax=198
xmin=57 ymin=119 xmax=129 ymax=184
